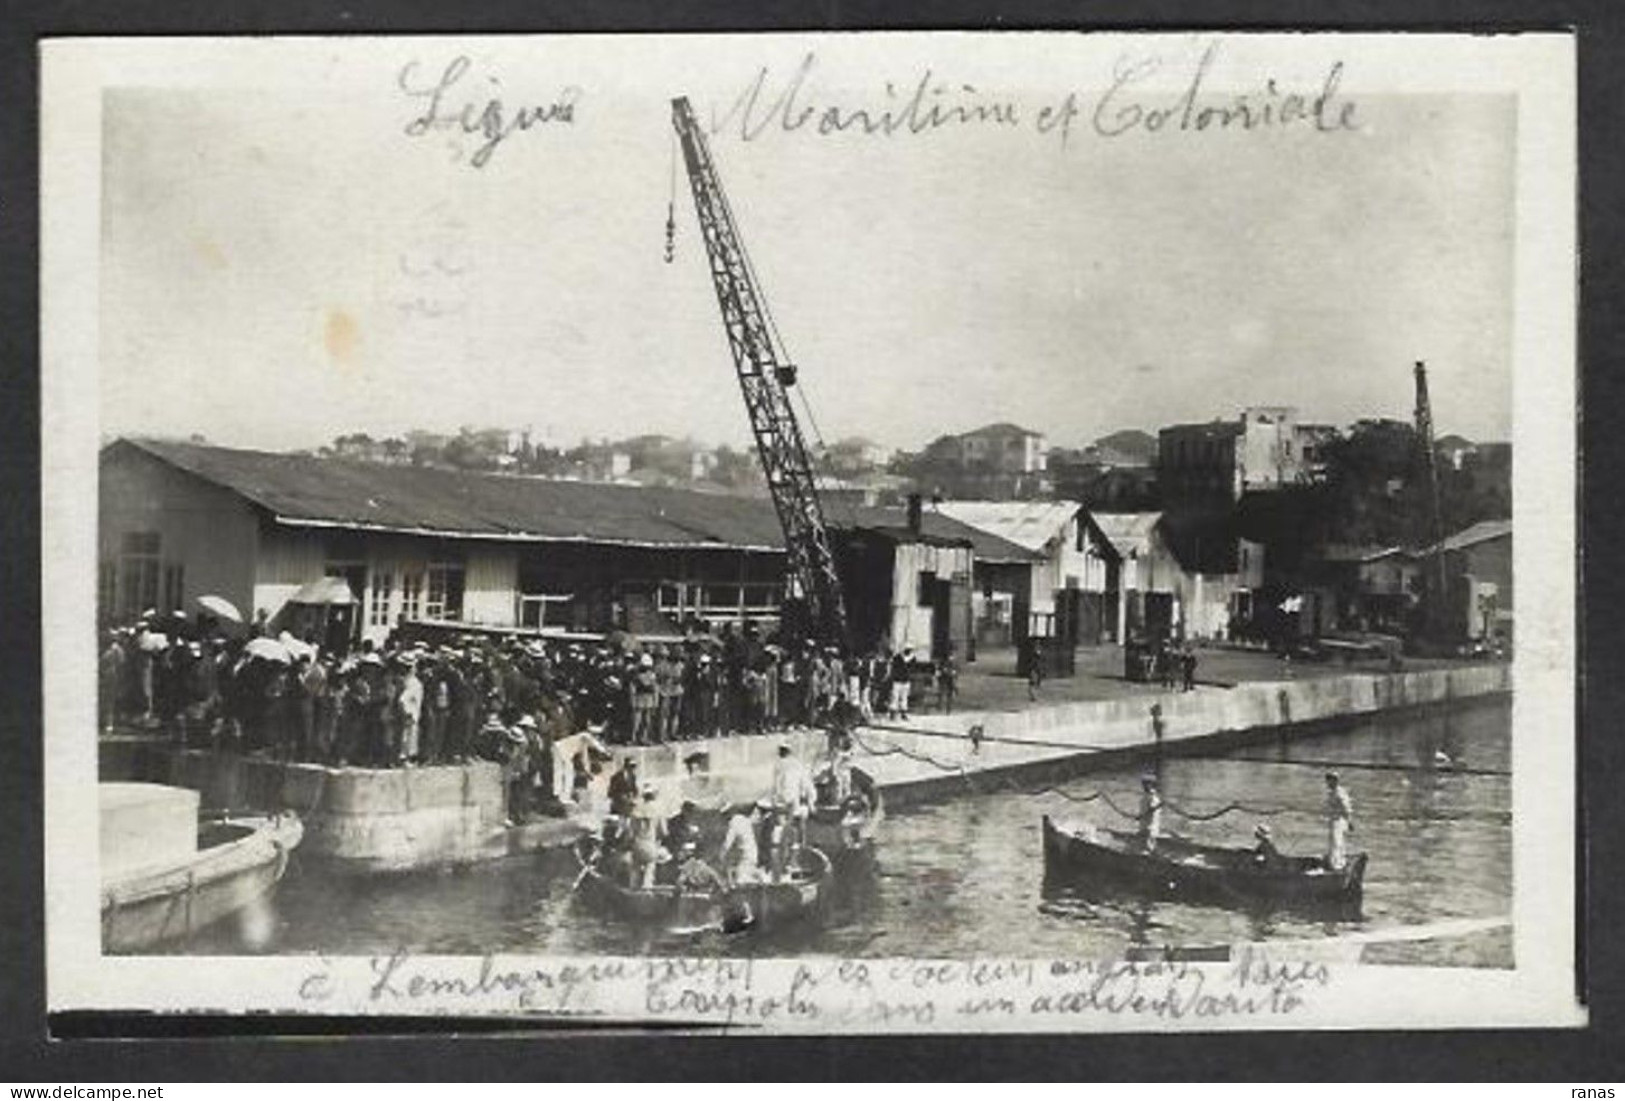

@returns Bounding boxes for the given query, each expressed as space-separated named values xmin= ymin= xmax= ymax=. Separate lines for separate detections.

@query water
xmin=171 ymin=697 xmax=1512 ymax=965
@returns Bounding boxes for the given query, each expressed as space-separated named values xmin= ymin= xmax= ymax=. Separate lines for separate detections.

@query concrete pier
xmin=101 ymin=662 xmax=1508 ymax=870
xmin=98 ymin=744 xmax=586 ymax=873
xmin=622 ymin=662 xmax=1512 ymax=808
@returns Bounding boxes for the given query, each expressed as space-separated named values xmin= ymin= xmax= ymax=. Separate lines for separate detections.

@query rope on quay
xmin=849 ymin=728 xmax=1292 ymax=822
xmin=866 ymin=719 xmax=1117 ymax=755
xmin=1215 ymin=753 xmax=1511 ymax=779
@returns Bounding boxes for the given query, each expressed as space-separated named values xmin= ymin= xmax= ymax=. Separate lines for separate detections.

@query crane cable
xmin=663 ymin=130 xmax=678 ymax=263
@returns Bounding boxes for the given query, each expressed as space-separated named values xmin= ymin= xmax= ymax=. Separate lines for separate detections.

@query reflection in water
xmin=165 ymin=696 xmax=1512 ymax=966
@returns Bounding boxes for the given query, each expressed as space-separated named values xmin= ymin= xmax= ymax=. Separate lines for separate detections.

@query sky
xmin=98 ymin=39 xmax=1516 ymax=454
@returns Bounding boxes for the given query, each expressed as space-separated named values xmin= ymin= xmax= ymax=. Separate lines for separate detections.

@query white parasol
xmin=195 ymin=594 xmax=244 ymax=624
xmin=244 ymin=636 xmax=293 ymax=664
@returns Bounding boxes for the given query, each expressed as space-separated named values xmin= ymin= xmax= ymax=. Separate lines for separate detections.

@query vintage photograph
xmin=42 ymin=32 xmax=1579 ymax=1029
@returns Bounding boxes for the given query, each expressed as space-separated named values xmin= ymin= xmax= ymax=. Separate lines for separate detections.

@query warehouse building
xmin=99 ymin=438 xmax=1013 ymax=656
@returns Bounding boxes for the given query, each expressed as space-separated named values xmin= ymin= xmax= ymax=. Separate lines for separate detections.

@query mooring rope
xmin=851 ymin=728 xmax=1294 ymax=822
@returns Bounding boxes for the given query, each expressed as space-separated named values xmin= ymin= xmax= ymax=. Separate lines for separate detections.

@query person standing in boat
xmin=771 ymin=743 xmax=815 ymax=849
xmin=1324 ymin=771 xmax=1355 ymax=870
xmin=720 ymin=801 xmax=766 ymax=886
xmin=1137 ymin=775 xmax=1164 ymax=852
xmin=628 ymin=788 xmax=668 ymax=889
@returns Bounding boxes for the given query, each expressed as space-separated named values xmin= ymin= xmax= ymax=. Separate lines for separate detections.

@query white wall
xmin=886 ymin=542 xmax=971 ymax=654
xmin=464 ymin=546 xmax=519 ymax=627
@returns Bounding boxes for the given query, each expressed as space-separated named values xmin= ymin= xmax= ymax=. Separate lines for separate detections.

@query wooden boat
xmin=1041 ymin=815 xmax=1367 ymax=909
xmin=572 ymin=837 xmax=832 ymax=936
xmin=806 ymin=768 xmax=884 ymax=857
xmin=101 ymin=812 xmax=304 ymax=952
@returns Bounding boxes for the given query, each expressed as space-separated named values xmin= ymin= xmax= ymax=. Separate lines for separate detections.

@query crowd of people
xmin=98 ymin=610 xmax=957 ymax=813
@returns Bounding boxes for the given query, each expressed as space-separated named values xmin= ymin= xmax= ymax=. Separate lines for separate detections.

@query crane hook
xmin=664 ymin=201 xmax=676 ymax=264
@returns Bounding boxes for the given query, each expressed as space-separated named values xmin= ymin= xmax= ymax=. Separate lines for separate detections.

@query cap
xmin=515 ymin=714 xmax=538 ymax=729
xmin=1254 ymin=823 xmax=1272 ymax=838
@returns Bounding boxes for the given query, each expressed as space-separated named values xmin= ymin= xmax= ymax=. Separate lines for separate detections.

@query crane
xmin=668 ymin=96 xmax=850 ymax=646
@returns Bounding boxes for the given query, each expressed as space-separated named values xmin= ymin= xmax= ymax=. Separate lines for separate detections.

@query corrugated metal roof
xmin=112 ymin=438 xmax=1041 ymax=562
xmin=1319 ymin=544 xmax=1412 ymax=564
xmin=1091 ymin=511 xmax=1164 ymax=553
xmin=118 ymin=438 xmax=789 ymax=550
xmin=1428 ymin=518 xmax=1513 ymax=555
xmin=933 ymin=500 xmax=1080 ymax=554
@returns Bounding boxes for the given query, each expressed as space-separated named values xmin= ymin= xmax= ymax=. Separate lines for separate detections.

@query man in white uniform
xmin=1324 ymin=771 xmax=1354 ymax=870
xmin=720 ymin=801 xmax=766 ymax=886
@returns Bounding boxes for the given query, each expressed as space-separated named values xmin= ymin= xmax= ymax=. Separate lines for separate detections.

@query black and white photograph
xmin=40 ymin=31 xmax=1579 ymax=1030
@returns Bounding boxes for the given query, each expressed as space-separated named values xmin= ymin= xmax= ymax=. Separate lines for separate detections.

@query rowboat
xmin=571 ymin=837 xmax=832 ymax=936
xmin=806 ymin=768 xmax=884 ymax=857
xmin=102 ymin=812 xmax=304 ymax=952
xmin=1041 ymin=815 xmax=1367 ymax=910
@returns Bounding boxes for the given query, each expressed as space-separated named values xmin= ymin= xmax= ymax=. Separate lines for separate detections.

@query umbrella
xmin=245 ymin=636 xmax=293 ymax=664
xmin=287 ymin=576 xmax=356 ymax=607
xmin=196 ymin=594 xmax=244 ymax=624
xmin=278 ymin=631 xmax=317 ymax=661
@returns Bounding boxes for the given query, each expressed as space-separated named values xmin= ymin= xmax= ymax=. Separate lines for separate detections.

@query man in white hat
xmin=631 ymin=652 xmax=659 ymax=746
xmin=396 ymin=655 xmax=423 ymax=765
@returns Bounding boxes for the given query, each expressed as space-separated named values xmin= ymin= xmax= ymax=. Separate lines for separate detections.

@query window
xmin=369 ymin=570 xmax=395 ymax=626
xmin=425 ymin=562 xmax=465 ymax=621
xmin=162 ymin=562 xmax=185 ymax=612
xmin=117 ymin=531 xmax=161 ymax=620
xmin=400 ymin=570 xmax=424 ymax=622
xmin=917 ymin=571 xmax=935 ymax=607
xmin=98 ymin=560 xmax=116 ymax=623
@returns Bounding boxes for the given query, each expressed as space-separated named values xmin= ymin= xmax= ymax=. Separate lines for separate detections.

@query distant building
xmin=1423 ymin=518 xmax=1513 ymax=642
xmin=1159 ymin=407 xmax=1334 ymax=507
xmin=1092 ymin=511 xmax=1263 ymax=642
xmin=1306 ymin=544 xmax=1421 ymax=635
xmin=956 ymin=422 xmax=1047 ymax=474
xmin=936 ymin=500 xmax=1122 ymax=649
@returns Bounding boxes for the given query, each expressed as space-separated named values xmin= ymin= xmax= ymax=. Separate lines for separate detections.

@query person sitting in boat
xmin=1251 ymin=822 xmax=1282 ymax=868
xmin=673 ymin=840 xmax=725 ymax=894
xmin=1137 ymin=775 xmax=1164 ymax=853
xmin=720 ymin=800 xmax=766 ymax=887
xmin=628 ymin=787 xmax=669 ymax=889
xmin=608 ymin=759 xmax=640 ymax=819
xmin=1324 ymin=772 xmax=1354 ymax=871
xmin=816 ymin=733 xmax=855 ymax=808
xmin=665 ymin=799 xmax=704 ymax=852
xmin=598 ymin=815 xmax=637 ymax=888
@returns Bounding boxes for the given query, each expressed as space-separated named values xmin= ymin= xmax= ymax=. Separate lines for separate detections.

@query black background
xmin=1 ymin=0 xmax=1619 ymax=1081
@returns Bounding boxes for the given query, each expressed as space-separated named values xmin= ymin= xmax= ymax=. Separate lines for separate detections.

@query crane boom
xmin=669 ymin=96 xmax=849 ymax=645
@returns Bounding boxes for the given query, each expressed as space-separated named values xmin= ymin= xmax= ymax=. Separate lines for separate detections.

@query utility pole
xmin=1414 ymin=361 xmax=1448 ymax=638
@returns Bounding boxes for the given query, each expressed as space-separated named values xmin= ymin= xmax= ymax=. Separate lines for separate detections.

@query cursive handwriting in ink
xmin=399 ymin=56 xmax=581 ymax=168
xmin=1092 ymin=42 xmax=1358 ymax=139
xmin=716 ymin=52 xmax=1020 ymax=142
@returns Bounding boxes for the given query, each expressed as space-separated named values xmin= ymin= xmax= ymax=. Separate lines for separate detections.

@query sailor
xmin=628 ymin=787 xmax=668 ymax=889
xmin=1324 ymin=771 xmax=1354 ymax=871
xmin=770 ymin=743 xmax=815 ymax=846
xmin=1137 ymin=775 xmax=1164 ymax=852
xmin=720 ymin=801 xmax=766 ymax=886
xmin=1251 ymin=822 xmax=1282 ymax=867
xmin=608 ymin=758 xmax=640 ymax=819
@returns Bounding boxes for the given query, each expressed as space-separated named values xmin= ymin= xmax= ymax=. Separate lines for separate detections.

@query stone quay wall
xmin=100 ymin=743 xmax=510 ymax=873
